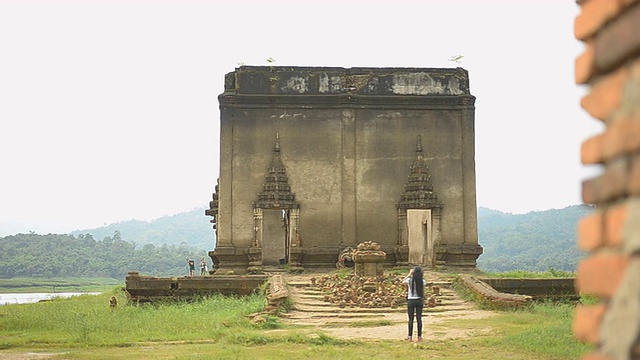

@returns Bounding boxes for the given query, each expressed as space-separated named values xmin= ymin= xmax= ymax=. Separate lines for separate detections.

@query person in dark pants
xmin=404 ymin=266 xmax=426 ymax=341
xmin=187 ymin=259 xmax=195 ymax=276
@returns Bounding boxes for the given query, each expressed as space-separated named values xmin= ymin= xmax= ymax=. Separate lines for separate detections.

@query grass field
xmin=0 ymin=284 xmax=593 ymax=359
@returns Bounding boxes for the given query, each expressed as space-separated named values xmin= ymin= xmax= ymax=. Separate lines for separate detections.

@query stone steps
xmin=291 ymin=301 xmax=475 ymax=314
xmin=288 ymin=280 xmax=454 ymax=289
xmin=282 ymin=273 xmax=476 ymax=326
xmin=292 ymin=304 xmax=402 ymax=314
xmin=296 ymin=294 xmax=465 ymax=307
xmin=281 ymin=312 xmax=390 ymax=321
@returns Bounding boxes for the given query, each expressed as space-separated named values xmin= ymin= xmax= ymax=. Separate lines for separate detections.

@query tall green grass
xmin=0 ymin=288 xmax=267 ymax=348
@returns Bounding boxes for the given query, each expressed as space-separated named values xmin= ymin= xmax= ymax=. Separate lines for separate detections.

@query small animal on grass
xmin=109 ymin=296 xmax=118 ymax=310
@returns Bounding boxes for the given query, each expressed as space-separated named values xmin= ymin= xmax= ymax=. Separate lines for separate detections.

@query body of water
xmin=0 ymin=292 xmax=100 ymax=305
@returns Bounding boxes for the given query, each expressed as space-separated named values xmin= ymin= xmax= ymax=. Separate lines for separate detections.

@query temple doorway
xmin=407 ymin=209 xmax=434 ymax=266
xmin=261 ymin=209 xmax=289 ymax=266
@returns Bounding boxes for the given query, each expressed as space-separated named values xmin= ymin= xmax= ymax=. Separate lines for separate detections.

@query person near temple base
xmin=199 ymin=257 xmax=207 ymax=276
xmin=404 ymin=266 xmax=426 ymax=342
xmin=187 ymin=258 xmax=195 ymax=276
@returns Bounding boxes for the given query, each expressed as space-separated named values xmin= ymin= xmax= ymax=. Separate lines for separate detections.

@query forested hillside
xmin=0 ymin=205 xmax=593 ymax=279
xmin=71 ymin=207 xmax=215 ymax=251
xmin=0 ymin=232 xmax=207 ymax=279
xmin=477 ymin=205 xmax=593 ymax=272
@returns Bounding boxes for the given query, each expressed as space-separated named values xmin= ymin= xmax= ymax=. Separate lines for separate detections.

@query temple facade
xmin=207 ymin=66 xmax=482 ymax=273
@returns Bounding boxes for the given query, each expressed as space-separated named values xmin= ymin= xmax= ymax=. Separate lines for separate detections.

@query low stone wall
xmin=265 ymin=274 xmax=289 ymax=311
xmin=456 ymin=275 xmax=532 ymax=308
xmin=125 ymin=271 xmax=269 ymax=303
xmin=478 ymin=277 xmax=577 ymax=300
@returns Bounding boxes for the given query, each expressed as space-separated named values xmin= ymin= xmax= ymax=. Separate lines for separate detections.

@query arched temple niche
xmin=396 ymin=135 xmax=444 ymax=268
xmin=248 ymin=133 xmax=301 ymax=272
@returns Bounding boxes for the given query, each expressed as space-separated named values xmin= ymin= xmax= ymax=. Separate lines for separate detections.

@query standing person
xmin=199 ymin=257 xmax=207 ymax=276
xmin=187 ymin=259 xmax=195 ymax=276
xmin=404 ymin=266 xmax=426 ymax=342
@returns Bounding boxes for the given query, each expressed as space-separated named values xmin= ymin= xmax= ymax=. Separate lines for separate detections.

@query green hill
xmin=0 ymin=205 xmax=593 ymax=278
xmin=0 ymin=232 xmax=207 ymax=279
xmin=0 ymin=208 xmax=216 ymax=279
xmin=477 ymin=205 xmax=593 ymax=272
xmin=71 ymin=207 xmax=215 ymax=251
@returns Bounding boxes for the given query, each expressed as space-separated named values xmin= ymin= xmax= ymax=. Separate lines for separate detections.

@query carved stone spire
xmin=205 ymin=178 xmax=220 ymax=230
xmin=270 ymin=132 xmax=284 ymax=170
xmin=254 ymin=133 xmax=299 ymax=209
xmin=397 ymin=135 xmax=441 ymax=209
xmin=411 ymin=135 xmax=427 ymax=175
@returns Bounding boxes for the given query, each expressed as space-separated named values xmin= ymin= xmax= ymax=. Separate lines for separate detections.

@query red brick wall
xmin=574 ymin=0 xmax=640 ymax=359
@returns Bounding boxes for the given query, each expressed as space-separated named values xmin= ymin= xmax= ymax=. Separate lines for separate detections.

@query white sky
xmin=0 ymin=0 xmax=602 ymax=236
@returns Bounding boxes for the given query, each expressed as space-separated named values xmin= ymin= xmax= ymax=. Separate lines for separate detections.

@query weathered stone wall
xmin=480 ymin=278 xmax=577 ymax=299
xmin=124 ymin=272 xmax=268 ymax=302
xmin=456 ymin=275 xmax=532 ymax=308
xmin=213 ymin=66 xmax=481 ymax=270
xmin=574 ymin=1 xmax=640 ymax=359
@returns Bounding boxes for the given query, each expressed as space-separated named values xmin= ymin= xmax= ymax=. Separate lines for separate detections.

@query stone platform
xmin=124 ymin=271 xmax=268 ymax=303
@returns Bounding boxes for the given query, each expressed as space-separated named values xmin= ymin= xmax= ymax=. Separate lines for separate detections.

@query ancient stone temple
xmin=207 ymin=66 xmax=482 ymax=273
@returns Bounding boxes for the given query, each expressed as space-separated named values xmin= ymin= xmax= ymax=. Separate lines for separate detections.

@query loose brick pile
xmin=312 ymin=274 xmax=407 ymax=308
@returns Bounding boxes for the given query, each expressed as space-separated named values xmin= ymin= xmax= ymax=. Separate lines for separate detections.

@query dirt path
xmin=281 ymin=271 xmax=498 ymax=342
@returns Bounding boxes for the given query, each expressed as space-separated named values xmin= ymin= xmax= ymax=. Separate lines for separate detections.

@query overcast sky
xmin=0 ymin=0 xmax=601 ymax=236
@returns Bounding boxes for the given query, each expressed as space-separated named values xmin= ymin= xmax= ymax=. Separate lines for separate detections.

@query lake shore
xmin=0 ymin=277 xmax=121 ymax=294
xmin=0 ymin=292 xmax=101 ymax=305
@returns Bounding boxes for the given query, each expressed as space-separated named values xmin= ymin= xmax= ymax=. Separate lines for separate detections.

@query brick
xmin=576 ymin=253 xmax=630 ymax=297
xmin=605 ymin=202 xmax=628 ymax=246
xmin=581 ymin=133 xmax=605 ymax=164
xmin=628 ymin=155 xmax=640 ymax=195
xmin=601 ymin=157 xmax=628 ymax=201
xmin=595 ymin=3 xmax=640 ymax=72
xmin=582 ymin=176 xmax=603 ymax=205
xmin=580 ymin=68 xmax=628 ymax=121
xmin=597 ymin=257 xmax=640 ymax=359
xmin=627 ymin=119 xmax=640 ymax=153
xmin=582 ymin=162 xmax=627 ymax=205
xmin=579 ymin=210 xmax=605 ymax=251
xmin=602 ymin=117 xmax=640 ymax=161
xmin=574 ymin=304 xmax=606 ymax=344
xmin=576 ymin=42 xmax=597 ymax=84
xmin=623 ymin=199 xmax=640 ymax=253
xmin=575 ymin=0 xmax=623 ymax=41
xmin=632 ymin=60 xmax=640 ymax=104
